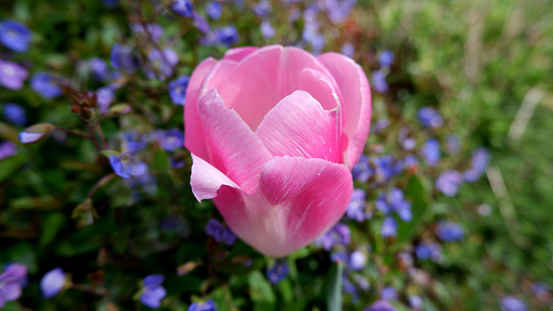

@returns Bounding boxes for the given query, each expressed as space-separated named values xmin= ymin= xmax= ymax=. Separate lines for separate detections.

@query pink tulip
xmin=185 ymin=45 xmax=371 ymax=257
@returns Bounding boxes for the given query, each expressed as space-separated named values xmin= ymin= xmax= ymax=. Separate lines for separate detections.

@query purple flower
xmin=381 ymin=286 xmax=397 ymax=300
xmin=109 ymin=154 xmax=148 ymax=179
xmin=3 ymin=103 xmax=26 ymax=125
xmin=372 ymin=155 xmax=402 ymax=185
xmin=302 ymin=28 xmax=325 ymax=55
xmin=40 ymin=267 xmax=66 ymax=298
xmin=352 ymin=155 xmax=372 ymax=182
xmin=436 ymin=221 xmax=464 ymax=242
xmin=260 ymin=20 xmax=275 ymax=39
xmin=346 ymin=189 xmax=370 ymax=222
xmin=89 ymin=58 xmax=110 ymax=81
xmin=398 ymin=127 xmax=415 ymax=150
xmin=30 ymin=72 xmax=62 ymax=98
xmin=0 ymin=141 xmax=17 ymax=160
xmin=253 ymin=0 xmax=271 ymax=17
xmin=160 ymin=128 xmax=184 ymax=152
xmin=375 ymin=188 xmax=412 ymax=221
xmin=372 ymin=70 xmax=388 ymax=93
xmin=0 ymin=60 xmax=28 ymax=90
xmin=0 ymin=263 xmax=27 ymax=308
xmin=266 ymin=260 xmax=289 ymax=284
xmin=188 ymin=299 xmax=217 ymax=311
xmin=102 ymin=0 xmax=119 ymax=9
xmin=110 ymin=44 xmax=140 ymax=74
xmin=205 ymin=218 xmax=237 ymax=245
xmin=169 ymin=74 xmax=190 ymax=106
xmin=417 ymin=107 xmax=443 ymax=128
xmin=171 ymin=0 xmax=194 ymax=17
xmin=192 ymin=13 xmax=210 ymax=34
xmin=500 ymin=296 xmax=526 ymax=311
xmin=364 ymin=299 xmax=397 ymax=311
xmin=146 ymin=48 xmax=178 ymax=80
xmin=532 ymin=283 xmax=549 ymax=298
xmin=0 ymin=20 xmax=31 ymax=52
xmin=421 ymin=138 xmax=440 ymax=167
xmin=446 ymin=134 xmax=460 ymax=154
xmin=341 ymin=43 xmax=355 ymax=58
xmin=435 ymin=170 xmax=463 ymax=196
xmin=403 ymin=155 xmax=419 ymax=171
xmin=314 ymin=223 xmax=351 ymax=250
xmin=213 ymin=26 xmax=240 ymax=46
xmin=206 ymin=2 xmax=223 ymax=20
xmin=371 ymin=118 xmax=389 ymax=134
xmin=349 ymin=251 xmax=366 ymax=271
xmin=464 ymin=148 xmax=490 ymax=182
xmin=378 ymin=50 xmax=394 ymax=67
xmin=140 ymin=274 xmax=166 ymax=309
xmin=415 ymin=242 xmax=442 ymax=262
xmin=325 ymin=0 xmax=356 ymax=24
xmin=381 ymin=217 xmax=397 ymax=238
xmin=330 ymin=252 xmax=346 ymax=263
xmin=408 ymin=295 xmax=423 ymax=310
xmin=96 ymin=86 xmax=115 ymax=113
xmin=131 ymin=23 xmax=164 ymax=42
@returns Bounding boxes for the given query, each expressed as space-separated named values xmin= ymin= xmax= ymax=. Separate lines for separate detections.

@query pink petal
xmin=184 ymin=57 xmax=218 ymax=159
xmin=223 ymin=46 xmax=259 ymax=61
xmin=255 ymin=90 xmax=340 ymax=162
xmin=318 ymin=52 xmax=371 ymax=168
xmin=213 ymin=157 xmax=352 ymax=257
xmin=214 ymin=45 xmax=340 ymax=130
xmin=198 ymin=88 xmax=272 ymax=194
xmin=190 ymin=154 xmax=240 ymax=202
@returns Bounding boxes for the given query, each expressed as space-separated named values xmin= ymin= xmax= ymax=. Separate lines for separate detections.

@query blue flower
xmin=206 ymin=2 xmax=223 ymax=20
xmin=325 ymin=0 xmax=356 ymax=24
xmin=192 ymin=13 xmax=211 ymax=34
xmin=381 ymin=286 xmax=397 ymax=300
xmin=398 ymin=127 xmax=415 ymax=150
xmin=372 ymin=70 xmax=388 ymax=93
xmin=375 ymin=188 xmax=412 ymax=221
xmin=365 ymin=299 xmax=397 ymax=311
xmin=408 ymin=295 xmax=423 ymax=310
xmin=446 ymin=134 xmax=460 ymax=154
xmin=0 ymin=263 xmax=27 ymax=308
xmin=109 ymin=154 xmax=148 ymax=179
xmin=146 ymin=48 xmax=178 ymax=80
xmin=140 ymin=274 xmax=166 ymax=309
xmin=40 ymin=267 xmax=66 ymax=298
xmin=0 ymin=20 xmax=31 ymax=52
xmin=381 ymin=217 xmax=397 ymax=238
xmin=213 ymin=26 xmax=240 ymax=46
xmin=96 ymin=86 xmax=115 ymax=113
xmin=169 ymin=74 xmax=190 ymax=106
xmin=89 ymin=57 xmax=110 ymax=81
xmin=417 ymin=107 xmax=443 ymax=128
xmin=159 ymin=128 xmax=184 ymax=152
xmin=110 ymin=44 xmax=140 ymax=74
xmin=131 ymin=23 xmax=164 ymax=42
xmin=370 ymin=118 xmax=389 ymax=134
xmin=341 ymin=43 xmax=355 ymax=58
xmin=500 ymin=296 xmax=526 ymax=311
xmin=30 ymin=72 xmax=63 ymax=99
xmin=314 ymin=223 xmax=351 ymax=250
xmin=253 ymin=0 xmax=271 ymax=17
xmin=0 ymin=141 xmax=17 ymax=160
xmin=415 ymin=242 xmax=442 ymax=262
xmin=261 ymin=20 xmax=275 ymax=39
xmin=403 ymin=155 xmax=419 ymax=171
xmin=346 ymin=189 xmax=370 ymax=222
xmin=171 ymin=0 xmax=194 ymax=17
xmin=352 ymin=155 xmax=373 ymax=182
xmin=349 ymin=250 xmax=366 ymax=271
xmin=421 ymin=138 xmax=440 ymax=167
xmin=102 ymin=0 xmax=119 ymax=9
xmin=266 ymin=261 xmax=289 ymax=284
xmin=464 ymin=148 xmax=490 ymax=182
xmin=378 ymin=50 xmax=394 ymax=67
xmin=435 ymin=170 xmax=463 ymax=196
xmin=531 ymin=283 xmax=549 ymax=298
xmin=0 ymin=60 xmax=28 ymax=90
xmin=205 ymin=218 xmax=237 ymax=245
xmin=2 ymin=103 xmax=26 ymax=126
xmin=436 ymin=221 xmax=464 ymax=242
xmin=188 ymin=299 xmax=217 ymax=311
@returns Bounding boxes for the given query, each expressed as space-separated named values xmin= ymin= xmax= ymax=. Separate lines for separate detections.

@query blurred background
xmin=0 ymin=0 xmax=552 ymax=310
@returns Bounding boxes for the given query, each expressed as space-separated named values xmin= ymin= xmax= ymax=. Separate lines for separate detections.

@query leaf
xmin=0 ymin=153 xmax=28 ymax=183
xmin=8 ymin=243 xmax=38 ymax=273
xmin=327 ymin=261 xmax=343 ymax=311
xmin=396 ymin=175 xmax=430 ymax=244
xmin=10 ymin=196 xmax=62 ymax=210
xmin=248 ymin=271 xmax=276 ymax=311
xmin=152 ymin=148 xmax=171 ymax=172
xmin=40 ymin=213 xmax=66 ymax=246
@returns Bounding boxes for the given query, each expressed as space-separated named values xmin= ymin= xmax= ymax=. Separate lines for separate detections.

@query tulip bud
xmin=18 ymin=123 xmax=55 ymax=144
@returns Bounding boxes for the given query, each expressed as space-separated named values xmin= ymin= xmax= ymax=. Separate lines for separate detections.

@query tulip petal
xmin=198 ymin=88 xmax=272 ymax=194
xmin=190 ymin=154 xmax=240 ymax=202
xmin=318 ymin=52 xmax=371 ymax=168
xmin=213 ymin=157 xmax=352 ymax=257
xmin=215 ymin=45 xmax=340 ymax=130
xmin=256 ymin=90 xmax=340 ymax=162
xmin=184 ymin=57 xmax=218 ymax=159
xmin=223 ymin=46 xmax=259 ymax=61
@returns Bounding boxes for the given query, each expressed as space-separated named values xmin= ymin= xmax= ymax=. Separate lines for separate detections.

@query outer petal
xmin=222 ymin=46 xmax=259 ymax=61
xmin=190 ymin=154 xmax=240 ymax=202
xmin=184 ymin=57 xmax=218 ymax=159
xmin=256 ymin=90 xmax=340 ymax=162
xmin=198 ymin=88 xmax=272 ymax=194
xmin=213 ymin=157 xmax=353 ymax=257
xmin=318 ymin=52 xmax=371 ymax=168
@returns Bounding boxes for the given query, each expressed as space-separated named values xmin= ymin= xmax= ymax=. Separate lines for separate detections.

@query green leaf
xmin=277 ymin=279 xmax=293 ymax=304
xmin=0 ymin=154 xmax=29 ymax=183
xmin=40 ymin=213 xmax=66 ymax=246
xmin=248 ymin=271 xmax=276 ymax=311
xmin=152 ymin=148 xmax=171 ymax=172
xmin=8 ymin=243 xmax=38 ymax=273
xmin=396 ymin=175 xmax=430 ymax=244
xmin=327 ymin=262 xmax=343 ymax=311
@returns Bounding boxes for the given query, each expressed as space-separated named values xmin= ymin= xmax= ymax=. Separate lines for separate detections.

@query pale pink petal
xmin=190 ymin=154 xmax=240 ymax=202
xmin=223 ymin=46 xmax=259 ymax=61
xmin=318 ymin=52 xmax=371 ymax=168
xmin=198 ymin=88 xmax=272 ymax=194
xmin=184 ymin=57 xmax=218 ymax=159
xmin=215 ymin=45 xmax=340 ymax=130
xmin=256 ymin=90 xmax=340 ymax=162
xmin=214 ymin=157 xmax=352 ymax=257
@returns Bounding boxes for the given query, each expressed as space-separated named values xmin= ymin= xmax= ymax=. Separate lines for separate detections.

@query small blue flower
xmin=341 ymin=43 xmax=355 ymax=58
xmin=206 ymin=2 xmax=223 ymax=20
xmin=89 ymin=58 xmax=110 ymax=81
xmin=140 ymin=274 xmax=166 ymax=309
xmin=253 ymin=0 xmax=271 ymax=17
xmin=188 ymin=299 xmax=217 ymax=311
xmin=96 ymin=86 xmax=115 ymax=113
xmin=192 ymin=13 xmax=211 ymax=34
xmin=171 ymin=0 xmax=194 ymax=17
xmin=109 ymin=154 xmax=148 ymax=179
xmin=464 ymin=148 xmax=490 ymax=182
xmin=0 ymin=263 xmax=27 ymax=307
xmin=349 ymin=251 xmax=366 ymax=271
xmin=314 ymin=223 xmax=351 ymax=250
xmin=381 ymin=286 xmax=397 ymax=300
xmin=365 ymin=299 xmax=397 ymax=311
xmin=260 ymin=20 xmax=275 ymax=39
xmin=330 ymin=251 xmax=346 ymax=263
xmin=169 ymin=74 xmax=190 ymax=106
xmin=436 ymin=221 xmax=464 ymax=242
xmin=325 ymin=0 xmax=356 ymax=24
xmin=40 ymin=267 xmax=66 ymax=299
xmin=18 ymin=131 xmax=47 ymax=144
xmin=146 ymin=48 xmax=178 ymax=80
xmin=0 ymin=60 xmax=28 ymax=90
xmin=2 ymin=103 xmax=26 ymax=126
xmin=346 ymin=189 xmax=370 ymax=222
xmin=351 ymin=155 xmax=372 ymax=182
xmin=131 ymin=23 xmax=164 ymax=42
xmin=160 ymin=128 xmax=184 ymax=152
xmin=446 ymin=134 xmax=460 ymax=154
xmin=110 ymin=44 xmax=140 ymax=74
xmin=102 ymin=0 xmax=119 ymax=9
xmin=0 ymin=141 xmax=17 ymax=160
xmin=266 ymin=260 xmax=289 ymax=284
xmin=372 ymin=70 xmax=388 ymax=93
xmin=421 ymin=138 xmax=440 ymax=167
xmin=531 ymin=283 xmax=549 ymax=298
xmin=205 ymin=218 xmax=237 ymax=245
xmin=417 ymin=107 xmax=443 ymax=128
xmin=30 ymin=72 xmax=63 ymax=99
xmin=370 ymin=118 xmax=389 ymax=134
xmin=381 ymin=217 xmax=397 ymax=238
xmin=408 ymin=295 xmax=423 ymax=310
xmin=500 ymin=296 xmax=526 ymax=311
xmin=415 ymin=242 xmax=442 ymax=262
xmin=0 ymin=20 xmax=31 ymax=52
xmin=435 ymin=170 xmax=463 ymax=197
xmin=375 ymin=188 xmax=412 ymax=221
xmin=403 ymin=155 xmax=419 ymax=171
xmin=213 ymin=26 xmax=240 ymax=46
xmin=378 ymin=50 xmax=394 ymax=67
